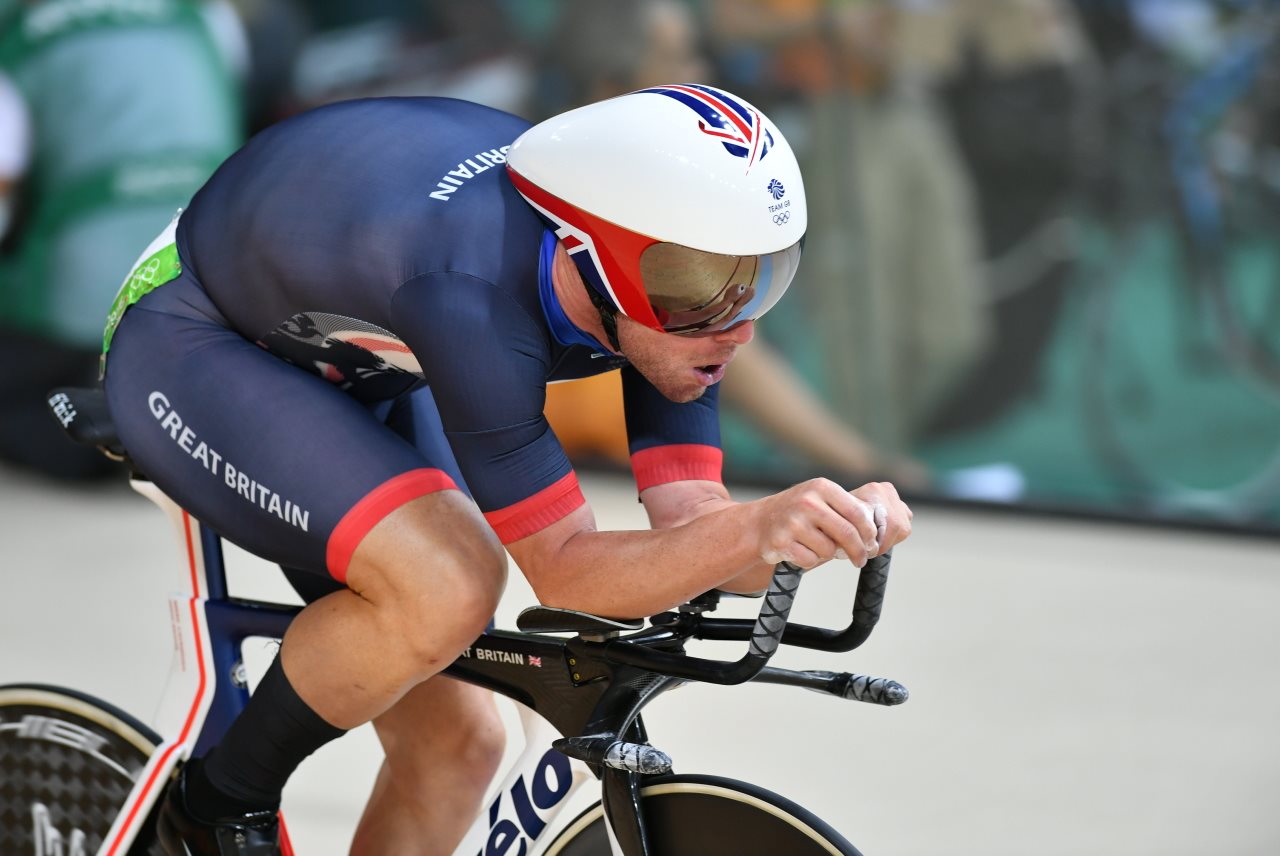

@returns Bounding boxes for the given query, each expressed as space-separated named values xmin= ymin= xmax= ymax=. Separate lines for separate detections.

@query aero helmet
xmin=507 ymin=84 xmax=806 ymax=335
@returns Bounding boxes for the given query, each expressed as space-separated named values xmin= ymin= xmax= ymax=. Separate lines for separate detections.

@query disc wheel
xmin=0 ymin=684 xmax=165 ymax=855
xmin=544 ymin=773 xmax=862 ymax=856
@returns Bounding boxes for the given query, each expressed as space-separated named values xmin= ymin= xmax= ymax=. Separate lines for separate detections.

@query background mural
xmin=3 ymin=0 xmax=1277 ymax=532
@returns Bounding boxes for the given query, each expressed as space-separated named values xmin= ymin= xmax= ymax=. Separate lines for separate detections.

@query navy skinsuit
xmin=103 ymin=98 xmax=722 ymax=584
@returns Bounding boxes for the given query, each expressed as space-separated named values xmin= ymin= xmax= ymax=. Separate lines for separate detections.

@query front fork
xmin=601 ymin=762 xmax=652 ymax=855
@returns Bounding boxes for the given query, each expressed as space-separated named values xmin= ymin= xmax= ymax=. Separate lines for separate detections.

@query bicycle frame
xmin=99 ymin=478 xmax=601 ymax=856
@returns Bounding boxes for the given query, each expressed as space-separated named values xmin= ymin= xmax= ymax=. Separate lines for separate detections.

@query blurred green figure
xmin=0 ymin=0 xmax=242 ymax=478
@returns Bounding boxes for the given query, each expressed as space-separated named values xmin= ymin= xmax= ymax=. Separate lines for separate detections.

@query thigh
xmin=280 ymin=386 xmax=474 ymax=603
xmin=103 ymin=275 xmax=462 ymax=579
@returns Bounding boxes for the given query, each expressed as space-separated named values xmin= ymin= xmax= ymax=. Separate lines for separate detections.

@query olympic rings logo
xmin=772 ymin=212 xmax=790 ymax=225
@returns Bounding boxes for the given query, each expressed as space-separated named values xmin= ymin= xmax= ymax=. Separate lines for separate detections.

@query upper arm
xmin=504 ymin=500 xmax=599 ymax=595
xmin=622 ymin=364 xmax=727 ymax=496
xmin=619 ymin=364 xmax=732 ymax=527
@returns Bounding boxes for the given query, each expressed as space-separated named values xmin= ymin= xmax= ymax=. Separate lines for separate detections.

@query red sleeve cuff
xmin=630 ymin=444 xmax=723 ymax=492
xmin=483 ymin=471 xmax=586 ymax=544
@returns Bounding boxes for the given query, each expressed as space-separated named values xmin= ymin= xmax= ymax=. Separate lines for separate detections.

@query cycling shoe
xmin=155 ymin=762 xmax=280 ymax=856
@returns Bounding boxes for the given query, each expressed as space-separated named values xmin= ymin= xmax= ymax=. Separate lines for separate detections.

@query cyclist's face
xmin=617 ymin=315 xmax=755 ymax=403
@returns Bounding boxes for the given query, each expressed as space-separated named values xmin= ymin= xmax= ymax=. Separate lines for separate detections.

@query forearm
xmin=642 ymin=484 xmax=779 ymax=596
xmin=654 ymin=492 xmax=777 ymax=595
xmin=517 ymin=476 xmax=904 ymax=619
xmin=531 ymin=500 xmax=767 ymax=618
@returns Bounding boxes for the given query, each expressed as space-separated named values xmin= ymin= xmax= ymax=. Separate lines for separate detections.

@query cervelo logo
xmin=640 ymin=84 xmax=774 ymax=169
xmin=430 ymin=146 xmax=512 ymax=202
xmin=477 ymin=750 xmax=573 ymax=855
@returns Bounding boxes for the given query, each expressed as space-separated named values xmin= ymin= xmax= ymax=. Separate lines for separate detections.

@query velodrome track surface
xmin=2 ymin=464 xmax=1277 ymax=855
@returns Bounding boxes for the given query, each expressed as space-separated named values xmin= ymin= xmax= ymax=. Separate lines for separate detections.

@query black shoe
xmin=156 ymin=761 xmax=281 ymax=855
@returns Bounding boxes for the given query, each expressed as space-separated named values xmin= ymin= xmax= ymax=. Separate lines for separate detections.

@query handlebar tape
xmin=747 ymin=562 xmax=803 ymax=660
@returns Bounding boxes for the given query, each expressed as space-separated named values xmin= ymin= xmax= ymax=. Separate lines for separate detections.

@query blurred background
xmin=2 ymin=0 xmax=1280 ymax=532
xmin=1 ymin=2 xmax=1279 ymax=854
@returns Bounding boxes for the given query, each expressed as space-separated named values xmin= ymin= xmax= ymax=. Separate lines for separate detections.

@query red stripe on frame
xmin=327 ymin=469 xmax=459 ymax=582
xmin=279 ymin=813 xmax=296 ymax=856
xmin=631 ymin=444 xmax=723 ymax=492
xmin=106 ymin=512 xmax=208 ymax=856
xmin=483 ymin=472 xmax=585 ymax=544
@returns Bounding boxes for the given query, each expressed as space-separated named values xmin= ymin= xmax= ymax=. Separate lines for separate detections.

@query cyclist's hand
xmin=756 ymin=478 xmax=910 ymax=570
xmin=849 ymin=481 xmax=912 ymax=555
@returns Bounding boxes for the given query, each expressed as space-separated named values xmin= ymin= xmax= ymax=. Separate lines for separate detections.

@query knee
xmin=452 ymin=700 xmax=506 ymax=779
xmin=355 ymin=519 xmax=506 ymax=669
xmin=435 ymin=527 xmax=506 ymax=626
xmin=433 ymin=543 xmax=506 ymax=639
xmin=413 ymin=549 xmax=504 ymax=648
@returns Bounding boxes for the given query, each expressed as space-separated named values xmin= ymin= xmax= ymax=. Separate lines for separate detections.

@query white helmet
xmin=507 ymin=84 xmax=806 ymax=335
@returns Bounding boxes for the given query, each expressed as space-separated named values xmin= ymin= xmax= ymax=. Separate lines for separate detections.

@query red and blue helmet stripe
xmin=638 ymin=84 xmax=774 ymax=168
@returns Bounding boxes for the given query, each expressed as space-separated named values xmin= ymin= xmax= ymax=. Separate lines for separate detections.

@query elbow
xmin=528 ymin=577 xmax=570 ymax=610
xmin=526 ymin=570 xmax=590 ymax=613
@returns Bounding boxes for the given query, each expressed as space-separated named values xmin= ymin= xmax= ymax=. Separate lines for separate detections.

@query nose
xmin=715 ymin=320 xmax=755 ymax=346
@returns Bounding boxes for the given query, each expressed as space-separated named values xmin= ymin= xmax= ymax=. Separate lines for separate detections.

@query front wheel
xmin=0 ymin=684 xmax=165 ymax=855
xmin=543 ymin=774 xmax=862 ymax=856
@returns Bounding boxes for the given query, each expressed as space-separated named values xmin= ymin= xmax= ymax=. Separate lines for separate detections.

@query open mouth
xmin=693 ymin=363 xmax=727 ymax=386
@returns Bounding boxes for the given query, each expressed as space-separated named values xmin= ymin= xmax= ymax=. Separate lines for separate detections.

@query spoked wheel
xmin=544 ymin=774 xmax=862 ymax=856
xmin=0 ymin=684 xmax=165 ymax=855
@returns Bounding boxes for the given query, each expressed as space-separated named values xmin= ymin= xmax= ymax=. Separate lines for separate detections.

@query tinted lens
xmin=639 ymin=240 xmax=801 ymax=334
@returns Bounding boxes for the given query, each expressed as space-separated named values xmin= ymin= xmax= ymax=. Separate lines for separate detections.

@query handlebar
xmin=601 ymin=552 xmax=893 ymax=685
xmin=697 ymin=552 xmax=892 ymax=653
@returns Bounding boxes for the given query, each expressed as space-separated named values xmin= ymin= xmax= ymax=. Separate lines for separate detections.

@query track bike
xmin=1 ymin=387 xmax=908 ymax=855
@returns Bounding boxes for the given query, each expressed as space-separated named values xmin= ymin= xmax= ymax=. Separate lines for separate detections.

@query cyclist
xmin=98 ymin=86 xmax=913 ymax=854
